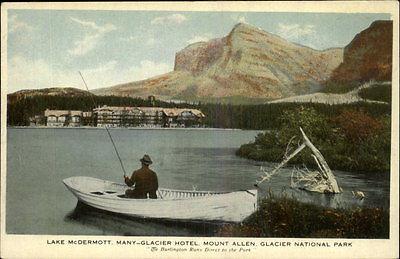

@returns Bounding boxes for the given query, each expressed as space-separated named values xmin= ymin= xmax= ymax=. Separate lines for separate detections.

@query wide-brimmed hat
xmin=140 ymin=154 xmax=153 ymax=165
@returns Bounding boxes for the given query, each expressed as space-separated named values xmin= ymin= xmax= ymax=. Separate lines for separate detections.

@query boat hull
xmin=63 ymin=176 xmax=258 ymax=223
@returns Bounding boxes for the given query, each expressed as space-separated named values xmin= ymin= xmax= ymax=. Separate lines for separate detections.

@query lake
xmin=6 ymin=128 xmax=390 ymax=236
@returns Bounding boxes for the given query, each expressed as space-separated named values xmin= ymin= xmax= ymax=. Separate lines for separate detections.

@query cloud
xmin=68 ymin=34 xmax=101 ymax=57
xmin=76 ymin=60 xmax=171 ymax=88
xmin=151 ymin=14 xmax=187 ymax=25
xmin=83 ymin=60 xmax=118 ymax=73
xmin=238 ymin=16 xmax=247 ymax=24
xmin=146 ymin=37 xmax=156 ymax=46
xmin=7 ymin=56 xmax=171 ymax=93
xmin=7 ymin=55 xmax=78 ymax=93
xmin=125 ymin=60 xmax=170 ymax=81
xmin=70 ymin=17 xmax=103 ymax=31
xmin=276 ymin=23 xmax=316 ymax=41
xmin=79 ymin=61 xmax=127 ymax=88
xmin=120 ymin=35 xmax=137 ymax=42
xmin=8 ymin=14 xmax=34 ymax=34
xmin=187 ymin=33 xmax=213 ymax=44
xmin=230 ymin=14 xmax=248 ymax=24
xmin=68 ymin=17 xmax=116 ymax=57
xmin=120 ymin=35 xmax=156 ymax=46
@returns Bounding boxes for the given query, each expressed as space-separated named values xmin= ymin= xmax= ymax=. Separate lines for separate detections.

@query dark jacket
xmin=125 ymin=166 xmax=158 ymax=199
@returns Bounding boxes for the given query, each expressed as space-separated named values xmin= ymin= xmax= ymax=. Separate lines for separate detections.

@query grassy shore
xmin=217 ymin=194 xmax=389 ymax=238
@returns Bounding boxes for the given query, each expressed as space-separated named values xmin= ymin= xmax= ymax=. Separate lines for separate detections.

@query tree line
xmin=198 ymin=101 xmax=390 ymax=129
xmin=7 ymin=94 xmax=391 ymax=130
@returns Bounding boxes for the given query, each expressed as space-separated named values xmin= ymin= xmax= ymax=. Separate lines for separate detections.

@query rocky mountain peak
xmin=174 ymin=36 xmax=226 ymax=75
xmin=230 ymin=22 xmax=268 ymax=35
xmin=230 ymin=22 xmax=258 ymax=33
xmin=329 ymin=20 xmax=392 ymax=83
xmin=96 ymin=22 xmax=344 ymax=103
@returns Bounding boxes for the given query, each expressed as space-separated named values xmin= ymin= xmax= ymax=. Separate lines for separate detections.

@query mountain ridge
xmin=329 ymin=20 xmax=392 ymax=84
xmin=94 ymin=22 xmax=343 ymax=102
xmin=7 ymin=87 xmax=93 ymax=104
xmin=9 ymin=87 xmax=93 ymax=97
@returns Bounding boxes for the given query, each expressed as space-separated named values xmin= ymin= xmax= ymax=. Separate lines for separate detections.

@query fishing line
xmin=79 ymin=71 xmax=127 ymax=177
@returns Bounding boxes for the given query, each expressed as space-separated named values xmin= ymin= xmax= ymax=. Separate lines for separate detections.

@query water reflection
xmin=7 ymin=128 xmax=389 ymax=235
xmin=65 ymin=202 xmax=223 ymax=236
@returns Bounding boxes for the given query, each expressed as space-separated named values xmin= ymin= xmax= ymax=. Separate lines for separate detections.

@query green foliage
xmin=359 ymin=83 xmax=392 ymax=103
xmin=279 ymin=107 xmax=332 ymax=144
xmin=333 ymin=109 xmax=384 ymax=144
xmin=198 ymin=101 xmax=390 ymax=130
xmin=322 ymin=81 xmax=359 ymax=94
xmin=217 ymin=195 xmax=389 ymax=238
xmin=237 ymin=107 xmax=391 ymax=173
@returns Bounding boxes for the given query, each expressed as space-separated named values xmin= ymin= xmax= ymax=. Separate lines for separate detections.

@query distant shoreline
xmin=7 ymin=126 xmax=248 ymax=131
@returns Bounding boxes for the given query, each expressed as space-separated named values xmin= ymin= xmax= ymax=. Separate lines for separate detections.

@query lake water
xmin=6 ymin=128 xmax=390 ymax=236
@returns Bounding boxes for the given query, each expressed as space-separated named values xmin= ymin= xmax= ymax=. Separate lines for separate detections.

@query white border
xmin=1 ymin=2 xmax=399 ymax=258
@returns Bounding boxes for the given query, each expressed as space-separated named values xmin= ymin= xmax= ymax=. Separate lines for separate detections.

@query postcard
xmin=1 ymin=2 xmax=398 ymax=258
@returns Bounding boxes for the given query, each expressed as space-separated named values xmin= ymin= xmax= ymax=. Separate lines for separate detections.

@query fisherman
xmin=124 ymin=154 xmax=158 ymax=199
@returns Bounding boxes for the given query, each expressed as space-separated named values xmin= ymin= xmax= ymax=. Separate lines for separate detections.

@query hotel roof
xmin=44 ymin=109 xmax=83 ymax=117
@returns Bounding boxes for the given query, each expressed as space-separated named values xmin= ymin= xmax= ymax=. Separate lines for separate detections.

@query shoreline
xmin=7 ymin=126 xmax=248 ymax=131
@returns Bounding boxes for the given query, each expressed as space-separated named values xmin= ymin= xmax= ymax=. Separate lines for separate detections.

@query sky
xmin=6 ymin=10 xmax=391 ymax=93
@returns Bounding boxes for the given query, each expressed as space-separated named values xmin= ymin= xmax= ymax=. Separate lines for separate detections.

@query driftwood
xmin=352 ymin=191 xmax=366 ymax=199
xmin=255 ymin=128 xmax=341 ymax=194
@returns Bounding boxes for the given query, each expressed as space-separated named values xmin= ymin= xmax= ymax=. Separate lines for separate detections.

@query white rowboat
xmin=63 ymin=176 xmax=258 ymax=223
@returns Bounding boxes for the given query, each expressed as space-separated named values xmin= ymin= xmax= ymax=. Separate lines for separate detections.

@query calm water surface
xmin=6 ymin=128 xmax=390 ymax=236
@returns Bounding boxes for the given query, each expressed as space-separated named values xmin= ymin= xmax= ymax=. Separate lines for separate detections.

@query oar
xmin=79 ymin=72 xmax=127 ymax=178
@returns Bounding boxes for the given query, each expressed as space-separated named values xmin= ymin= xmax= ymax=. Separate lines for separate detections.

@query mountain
xmin=8 ymin=87 xmax=93 ymax=104
xmin=94 ymin=23 xmax=343 ymax=103
xmin=329 ymin=20 xmax=392 ymax=84
xmin=269 ymin=21 xmax=393 ymax=102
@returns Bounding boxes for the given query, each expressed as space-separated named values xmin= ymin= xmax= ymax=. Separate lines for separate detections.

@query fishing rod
xmin=79 ymin=71 xmax=127 ymax=177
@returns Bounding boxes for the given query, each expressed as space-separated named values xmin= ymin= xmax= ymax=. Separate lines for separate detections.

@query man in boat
xmin=124 ymin=154 xmax=158 ymax=199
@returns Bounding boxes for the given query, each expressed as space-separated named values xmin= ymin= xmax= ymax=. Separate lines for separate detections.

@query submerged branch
xmin=256 ymin=128 xmax=342 ymax=194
